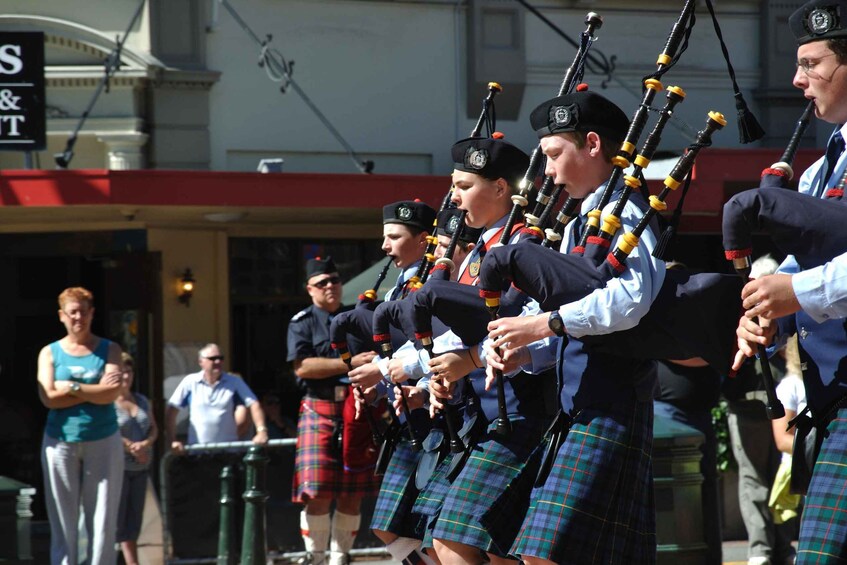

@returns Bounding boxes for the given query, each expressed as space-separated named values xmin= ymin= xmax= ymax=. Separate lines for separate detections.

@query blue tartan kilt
xmin=412 ymin=451 xmax=455 ymax=550
xmin=797 ymin=411 xmax=847 ymax=564
xmin=370 ymin=438 xmax=426 ymax=539
xmin=430 ymin=416 xmax=549 ymax=556
xmin=512 ymin=400 xmax=656 ymax=564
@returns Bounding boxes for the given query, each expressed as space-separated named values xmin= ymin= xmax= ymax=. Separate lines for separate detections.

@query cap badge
xmin=446 ymin=214 xmax=460 ymax=235
xmin=465 ymin=147 xmax=489 ymax=170
xmin=396 ymin=204 xmax=413 ymax=221
xmin=808 ymin=7 xmax=835 ymax=34
xmin=549 ymin=104 xmax=577 ymax=131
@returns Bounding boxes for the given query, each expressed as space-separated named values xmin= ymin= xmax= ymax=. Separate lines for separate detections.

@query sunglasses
xmin=311 ymin=275 xmax=341 ymax=289
xmin=203 ymin=355 xmax=225 ymax=362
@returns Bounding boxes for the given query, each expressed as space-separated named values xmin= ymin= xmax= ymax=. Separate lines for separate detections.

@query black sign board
xmin=0 ymin=32 xmax=45 ymax=151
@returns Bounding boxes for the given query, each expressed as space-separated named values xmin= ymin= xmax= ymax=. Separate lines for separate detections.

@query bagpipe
xmin=478 ymin=113 xmax=735 ymax=374
xmin=759 ymin=100 xmax=814 ymax=189
xmin=520 ymin=12 xmax=604 ymax=234
xmin=721 ymin=103 xmax=847 ymax=419
xmin=470 ymin=0 xmax=729 ymax=373
xmin=407 ymin=82 xmax=504 ymax=292
xmin=572 ymin=0 xmax=696 ymax=256
xmin=539 ymin=0 xmax=763 ymax=252
xmin=328 ymin=258 xmax=401 ymax=474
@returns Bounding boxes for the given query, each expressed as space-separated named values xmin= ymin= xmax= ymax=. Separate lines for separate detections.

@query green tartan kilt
xmin=797 ymin=411 xmax=847 ymax=564
xmin=429 ymin=416 xmax=549 ymax=557
xmin=370 ymin=438 xmax=426 ymax=539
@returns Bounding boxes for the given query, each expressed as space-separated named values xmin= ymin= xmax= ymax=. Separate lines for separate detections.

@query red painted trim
xmin=0 ymin=169 xmax=451 ymax=209
xmin=0 ymin=147 xmax=824 ymax=235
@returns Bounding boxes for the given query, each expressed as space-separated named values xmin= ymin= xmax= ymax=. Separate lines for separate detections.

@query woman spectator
xmin=115 ymin=352 xmax=158 ymax=565
xmin=37 ymin=286 xmax=125 ymax=565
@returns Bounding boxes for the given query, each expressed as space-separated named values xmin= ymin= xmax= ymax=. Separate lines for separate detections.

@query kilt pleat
xmin=370 ymin=438 xmax=426 ymax=539
xmin=412 ymin=451 xmax=455 ymax=550
xmin=512 ymin=400 xmax=656 ymax=564
xmin=430 ymin=416 xmax=549 ymax=556
xmin=797 ymin=412 xmax=847 ymax=564
xmin=292 ymin=397 xmax=381 ymax=502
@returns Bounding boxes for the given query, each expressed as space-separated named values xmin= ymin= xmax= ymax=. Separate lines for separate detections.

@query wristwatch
xmin=68 ymin=381 xmax=81 ymax=395
xmin=547 ymin=311 xmax=566 ymax=337
xmin=256 ymin=426 xmax=268 ymax=433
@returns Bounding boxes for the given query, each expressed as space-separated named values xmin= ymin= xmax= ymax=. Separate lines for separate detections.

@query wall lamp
xmin=178 ymin=268 xmax=195 ymax=307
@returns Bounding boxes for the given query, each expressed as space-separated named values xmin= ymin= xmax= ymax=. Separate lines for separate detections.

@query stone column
xmin=96 ymin=132 xmax=149 ymax=170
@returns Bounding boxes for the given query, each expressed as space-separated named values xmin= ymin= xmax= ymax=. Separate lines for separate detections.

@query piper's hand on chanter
xmin=428 ymin=350 xmax=474 ymax=383
xmin=393 ymin=385 xmax=426 ymax=415
xmin=353 ymin=384 xmax=378 ymax=419
xmin=488 ymin=313 xmax=552 ymax=355
xmin=484 ymin=342 xmax=530 ymax=391
xmin=741 ymin=274 xmax=801 ymax=321
xmin=731 ymin=314 xmax=777 ymax=371
xmin=349 ymin=361 xmax=382 ymax=389
xmin=350 ymin=351 xmax=378 ymax=368
xmin=428 ymin=378 xmax=455 ymax=415
xmin=388 ymin=358 xmax=412 ymax=384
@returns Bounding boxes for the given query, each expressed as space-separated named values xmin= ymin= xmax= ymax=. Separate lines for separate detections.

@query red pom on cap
xmin=414 ymin=198 xmax=421 ymax=202
xmin=492 ymin=131 xmax=505 ymax=139
xmin=576 ymin=83 xmax=589 ymax=92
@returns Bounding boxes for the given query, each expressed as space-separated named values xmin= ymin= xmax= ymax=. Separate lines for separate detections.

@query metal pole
xmin=216 ymin=465 xmax=238 ymax=565
xmin=240 ymin=445 xmax=269 ymax=565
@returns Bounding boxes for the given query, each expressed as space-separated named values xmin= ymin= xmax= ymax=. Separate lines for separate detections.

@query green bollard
xmin=217 ymin=464 xmax=238 ymax=565
xmin=240 ymin=445 xmax=269 ymax=565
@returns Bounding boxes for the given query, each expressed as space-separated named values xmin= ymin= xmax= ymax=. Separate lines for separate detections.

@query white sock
xmin=301 ymin=510 xmax=330 ymax=559
xmin=385 ymin=537 xmax=425 ymax=561
xmin=329 ymin=510 xmax=360 ymax=555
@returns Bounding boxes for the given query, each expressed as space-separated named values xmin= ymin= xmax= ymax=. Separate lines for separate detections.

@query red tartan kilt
xmin=342 ymin=388 xmax=385 ymax=473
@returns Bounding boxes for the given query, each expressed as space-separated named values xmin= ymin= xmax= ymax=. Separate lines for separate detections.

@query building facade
xmin=0 ymin=0 xmax=821 ymax=523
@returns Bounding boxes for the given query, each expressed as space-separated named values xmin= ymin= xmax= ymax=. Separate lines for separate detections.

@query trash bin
xmin=0 ymin=475 xmax=36 ymax=561
xmin=653 ymin=412 xmax=709 ymax=564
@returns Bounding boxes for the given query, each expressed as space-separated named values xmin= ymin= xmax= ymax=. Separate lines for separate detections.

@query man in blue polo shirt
xmin=166 ymin=343 xmax=268 ymax=451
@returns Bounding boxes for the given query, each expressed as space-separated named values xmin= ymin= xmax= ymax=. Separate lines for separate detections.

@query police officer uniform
xmin=287 ymin=257 xmax=373 ymax=565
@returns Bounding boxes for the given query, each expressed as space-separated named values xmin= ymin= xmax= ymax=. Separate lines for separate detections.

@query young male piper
xmin=484 ymin=91 xmax=666 ymax=564
xmin=287 ymin=257 xmax=376 ymax=565
xmin=418 ymin=135 xmax=559 ymax=565
xmin=734 ymin=1 xmax=847 ymax=561
xmin=348 ymin=200 xmax=438 ymax=393
xmin=340 ymin=200 xmax=436 ymax=564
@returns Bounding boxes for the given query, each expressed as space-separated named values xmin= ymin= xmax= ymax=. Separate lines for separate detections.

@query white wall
xmin=204 ymin=0 xmax=764 ymax=177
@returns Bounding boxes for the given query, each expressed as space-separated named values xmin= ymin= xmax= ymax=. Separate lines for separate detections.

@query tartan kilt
xmin=797 ymin=411 xmax=847 ymax=564
xmin=430 ymin=416 xmax=549 ymax=556
xmin=292 ymin=396 xmax=381 ymax=502
xmin=412 ymin=451 xmax=455 ymax=550
xmin=370 ymin=438 xmax=426 ymax=539
xmin=512 ymin=400 xmax=656 ymax=564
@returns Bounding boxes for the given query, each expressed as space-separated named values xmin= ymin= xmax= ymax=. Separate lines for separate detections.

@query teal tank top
xmin=45 ymin=339 xmax=118 ymax=442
